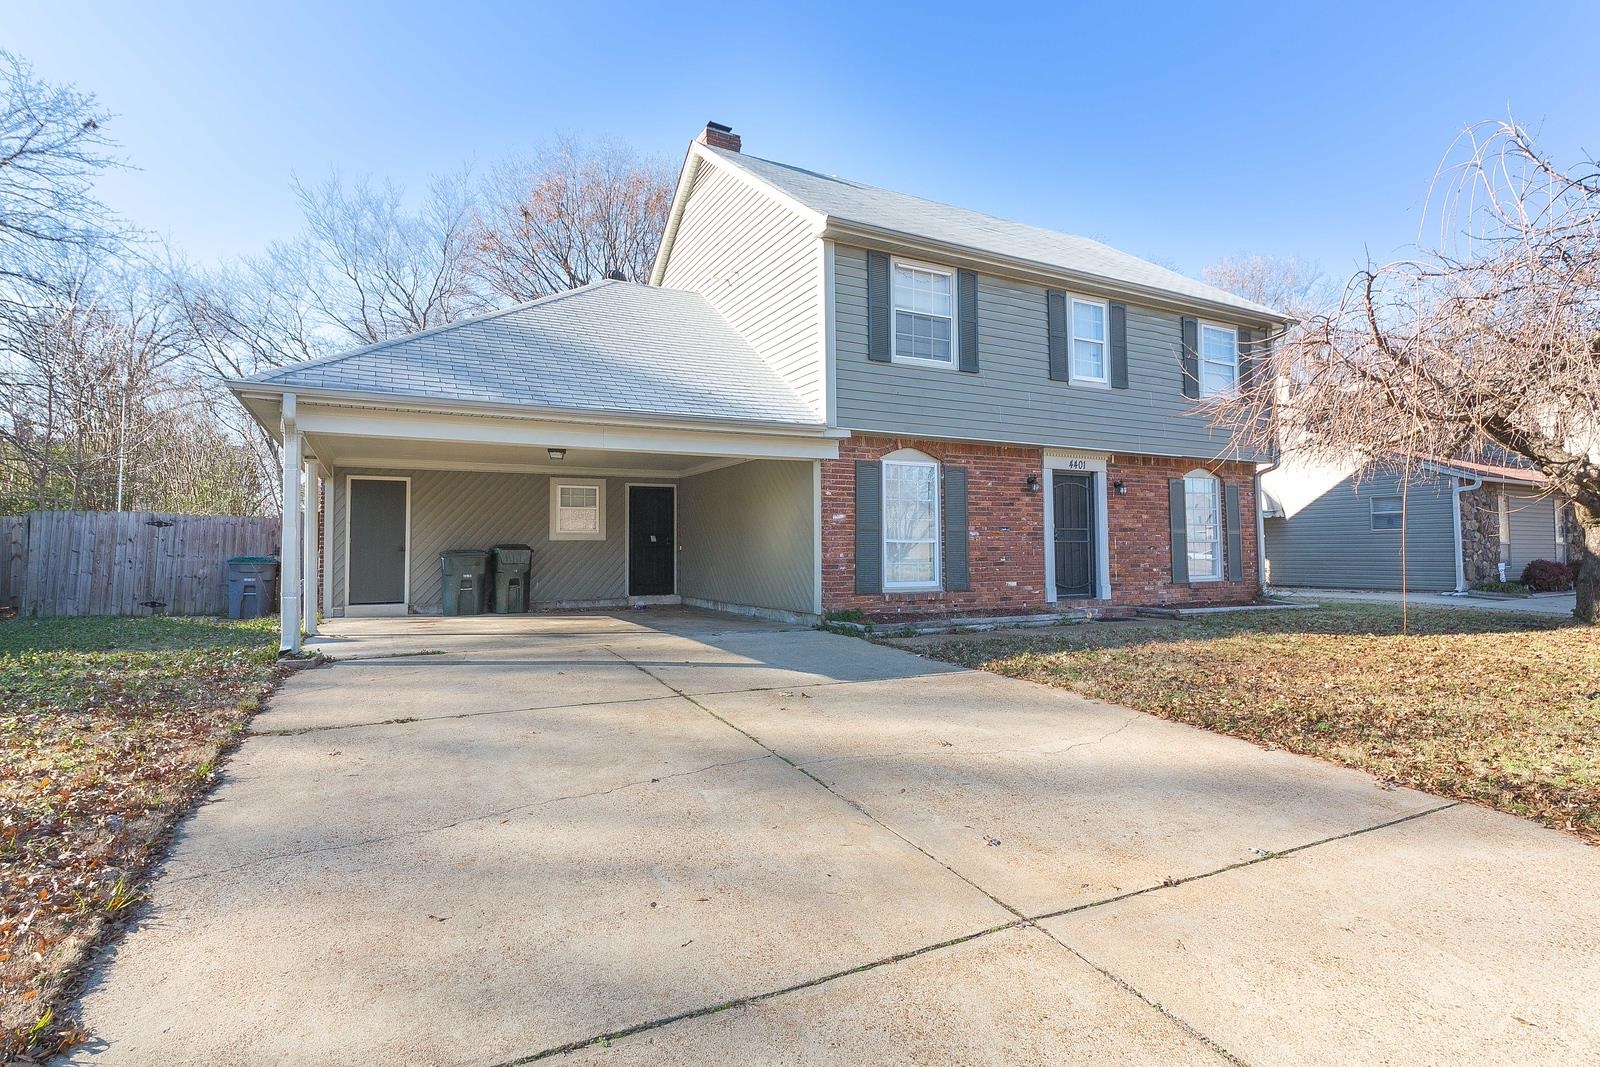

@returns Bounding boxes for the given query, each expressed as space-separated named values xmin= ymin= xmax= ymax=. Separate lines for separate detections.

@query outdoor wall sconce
xmin=1025 ymin=473 xmax=1041 ymax=494
xmin=547 ymin=448 xmax=567 ymax=461
xmin=1113 ymin=479 xmax=1128 ymax=495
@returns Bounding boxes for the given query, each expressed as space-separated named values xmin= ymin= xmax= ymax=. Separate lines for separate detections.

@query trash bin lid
xmin=493 ymin=543 xmax=534 ymax=551
xmin=227 ymin=555 xmax=279 ymax=565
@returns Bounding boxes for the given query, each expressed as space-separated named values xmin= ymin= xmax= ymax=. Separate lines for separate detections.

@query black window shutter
xmin=943 ymin=467 xmax=970 ymax=592
xmin=1236 ymin=326 xmax=1253 ymax=391
xmin=1180 ymin=316 xmax=1200 ymax=398
xmin=957 ymin=269 xmax=978 ymax=374
xmin=1109 ymin=303 xmax=1129 ymax=389
xmin=1046 ymin=290 xmax=1069 ymax=381
xmin=1168 ymin=477 xmax=1189 ymax=583
xmin=867 ymin=252 xmax=891 ymax=362
xmin=1225 ymin=482 xmax=1243 ymax=582
xmin=855 ymin=460 xmax=883 ymax=594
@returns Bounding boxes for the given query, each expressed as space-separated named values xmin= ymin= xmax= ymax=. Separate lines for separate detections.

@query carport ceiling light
xmin=547 ymin=448 xmax=567 ymax=461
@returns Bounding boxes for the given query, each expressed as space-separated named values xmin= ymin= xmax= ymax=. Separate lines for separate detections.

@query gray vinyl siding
xmin=1503 ymin=486 xmax=1561 ymax=577
xmin=661 ymin=164 xmax=824 ymax=416
xmin=1264 ymin=470 xmax=1458 ymax=591
xmin=677 ymin=460 xmax=816 ymax=616
xmin=833 ymin=244 xmax=1260 ymax=460
xmin=330 ymin=469 xmax=638 ymax=613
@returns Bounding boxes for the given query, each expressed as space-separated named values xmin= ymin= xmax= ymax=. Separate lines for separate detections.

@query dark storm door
xmin=1053 ymin=473 xmax=1096 ymax=599
xmin=628 ymin=485 xmax=675 ymax=596
xmin=348 ymin=478 xmax=408 ymax=605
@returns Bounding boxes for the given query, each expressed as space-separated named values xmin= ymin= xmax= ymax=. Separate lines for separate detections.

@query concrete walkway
xmin=65 ymin=610 xmax=1600 ymax=1065
xmin=1275 ymin=586 xmax=1580 ymax=616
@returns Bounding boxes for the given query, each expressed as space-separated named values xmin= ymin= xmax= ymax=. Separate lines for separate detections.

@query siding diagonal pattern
xmin=676 ymin=460 xmax=817 ymax=615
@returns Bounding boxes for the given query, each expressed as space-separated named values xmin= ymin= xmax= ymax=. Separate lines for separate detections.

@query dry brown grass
xmin=918 ymin=604 xmax=1600 ymax=843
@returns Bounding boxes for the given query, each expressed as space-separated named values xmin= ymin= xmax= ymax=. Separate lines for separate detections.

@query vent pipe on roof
xmin=603 ymin=270 xmax=627 ymax=281
xmin=698 ymin=121 xmax=741 ymax=153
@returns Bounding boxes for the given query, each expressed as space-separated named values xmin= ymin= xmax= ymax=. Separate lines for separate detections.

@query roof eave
xmin=225 ymin=380 xmax=844 ymax=440
xmin=818 ymin=219 xmax=1290 ymax=328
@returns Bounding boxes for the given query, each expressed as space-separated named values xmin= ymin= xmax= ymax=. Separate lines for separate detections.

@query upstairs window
xmin=1071 ymin=298 xmax=1108 ymax=382
xmin=882 ymin=453 xmax=941 ymax=589
xmin=1184 ymin=470 xmax=1222 ymax=580
xmin=1371 ymin=496 xmax=1404 ymax=531
xmin=892 ymin=260 xmax=954 ymax=366
xmin=1199 ymin=323 xmax=1238 ymax=396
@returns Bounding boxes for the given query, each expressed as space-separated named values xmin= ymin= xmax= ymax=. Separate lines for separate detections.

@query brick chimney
xmin=697 ymin=121 xmax=741 ymax=153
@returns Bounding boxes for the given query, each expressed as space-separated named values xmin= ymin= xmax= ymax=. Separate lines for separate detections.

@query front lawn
xmin=0 ymin=615 xmax=284 ymax=1059
xmin=915 ymin=604 xmax=1600 ymax=844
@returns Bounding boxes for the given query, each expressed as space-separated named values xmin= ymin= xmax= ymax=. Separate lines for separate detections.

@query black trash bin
xmin=226 ymin=556 xmax=279 ymax=619
xmin=439 ymin=549 xmax=490 ymax=615
xmin=491 ymin=544 xmax=533 ymax=614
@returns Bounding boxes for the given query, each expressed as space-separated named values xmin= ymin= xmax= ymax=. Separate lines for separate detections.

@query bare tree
xmin=292 ymin=168 xmax=489 ymax=345
xmin=1214 ymin=122 xmax=1600 ymax=622
xmin=1202 ymin=254 xmax=1330 ymax=320
xmin=470 ymin=135 xmax=673 ymax=301
xmin=0 ymin=50 xmax=125 ymax=303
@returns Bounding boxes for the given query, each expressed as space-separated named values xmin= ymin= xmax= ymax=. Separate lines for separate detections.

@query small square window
xmin=1370 ymin=496 xmax=1403 ymax=531
xmin=551 ymin=480 xmax=605 ymax=541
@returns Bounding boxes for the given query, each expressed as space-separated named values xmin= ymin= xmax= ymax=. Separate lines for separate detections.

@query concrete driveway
xmin=67 ymin=609 xmax=1600 ymax=1066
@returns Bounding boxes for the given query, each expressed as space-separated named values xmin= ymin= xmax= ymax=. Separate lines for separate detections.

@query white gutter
xmin=1449 ymin=474 xmax=1484 ymax=594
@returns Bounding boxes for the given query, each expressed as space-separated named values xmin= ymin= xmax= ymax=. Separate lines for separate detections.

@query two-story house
xmin=231 ymin=123 xmax=1288 ymax=651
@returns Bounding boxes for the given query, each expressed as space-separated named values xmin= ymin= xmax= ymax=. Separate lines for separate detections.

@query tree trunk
xmin=1575 ymin=502 xmax=1600 ymax=625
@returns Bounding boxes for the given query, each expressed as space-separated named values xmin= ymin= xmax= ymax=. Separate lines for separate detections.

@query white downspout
xmin=1254 ymin=457 xmax=1281 ymax=594
xmin=279 ymin=394 xmax=302 ymax=654
xmin=1449 ymin=474 xmax=1484 ymax=594
xmin=302 ymin=459 xmax=319 ymax=638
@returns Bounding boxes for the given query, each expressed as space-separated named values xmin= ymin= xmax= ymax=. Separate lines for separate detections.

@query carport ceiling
xmin=302 ymin=433 xmax=745 ymax=477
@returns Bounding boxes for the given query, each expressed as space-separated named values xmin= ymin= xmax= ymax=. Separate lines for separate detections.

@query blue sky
xmin=10 ymin=1 xmax=1598 ymax=283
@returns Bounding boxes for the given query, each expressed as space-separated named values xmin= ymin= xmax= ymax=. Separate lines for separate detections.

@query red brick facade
xmin=821 ymin=434 xmax=1260 ymax=619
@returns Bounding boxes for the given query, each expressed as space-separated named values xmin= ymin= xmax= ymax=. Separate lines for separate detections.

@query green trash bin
xmin=439 ymin=549 xmax=490 ymax=615
xmin=491 ymin=544 xmax=533 ymax=614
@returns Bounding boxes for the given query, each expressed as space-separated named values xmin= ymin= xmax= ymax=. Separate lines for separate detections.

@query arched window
xmin=882 ymin=448 xmax=941 ymax=590
xmin=1183 ymin=469 xmax=1222 ymax=580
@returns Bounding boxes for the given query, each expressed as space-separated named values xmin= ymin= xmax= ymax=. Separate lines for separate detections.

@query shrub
xmin=1520 ymin=559 xmax=1578 ymax=592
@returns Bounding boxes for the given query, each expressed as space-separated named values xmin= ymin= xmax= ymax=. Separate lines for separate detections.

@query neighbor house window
xmin=1371 ymin=496 xmax=1404 ymax=531
xmin=550 ymin=480 xmax=605 ymax=541
xmin=1198 ymin=323 xmax=1238 ymax=396
xmin=1184 ymin=470 xmax=1222 ymax=580
xmin=892 ymin=260 xmax=954 ymax=365
xmin=882 ymin=454 xmax=941 ymax=589
xmin=1071 ymin=298 xmax=1108 ymax=382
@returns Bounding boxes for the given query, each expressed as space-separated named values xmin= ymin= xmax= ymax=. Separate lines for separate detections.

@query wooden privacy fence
xmin=0 ymin=511 xmax=280 ymax=618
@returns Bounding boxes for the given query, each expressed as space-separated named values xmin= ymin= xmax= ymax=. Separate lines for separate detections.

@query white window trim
xmin=1198 ymin=321 xmax=1239 ymax=398
xmin=549 ymin=479 xmax=606 ymax=541
xmin=1370 ymin=495 xmax=1404 ymax=533
xmin=1183 ymin=469 xmax=1223 ymax=582
xmin=1069 ymin=296 xmax=1110 ymax=385
xmin=882 ymin=453 xmax=942 ymax=592
xmin=889 ymin=257 xmax=958 ymax=370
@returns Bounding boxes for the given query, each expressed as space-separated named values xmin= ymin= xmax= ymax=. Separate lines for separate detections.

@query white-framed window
xmin=891 ymin=259 xmax=955 ymax=366
xmin=1198 ymin=322 xmax=1238 ymax=397
xmin=1071 ymin=297 xmax=1108 ymax=382
xmin=1184 ymin=469 xmax=1222 ymax=580
xmin=882 ymin=452 xmax=941 ymax=589
xmin=1371 ymin=496 xmax=1404 ymax=531
xmin=549 ymin=480 xmax=605 ymax=541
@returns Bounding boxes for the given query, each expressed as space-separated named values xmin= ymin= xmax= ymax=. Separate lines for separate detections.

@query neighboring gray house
xmin=1262 ymin=455 xmax=1573 ymax=592
xmin=231 ymin=123 xmax=1290 ymax=653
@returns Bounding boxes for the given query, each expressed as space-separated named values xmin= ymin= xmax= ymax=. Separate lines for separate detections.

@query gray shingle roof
xmin=242 ymin=280 xmax=821 ymax=425
xmin=705 ymin=146 xmax=1282 ymax=320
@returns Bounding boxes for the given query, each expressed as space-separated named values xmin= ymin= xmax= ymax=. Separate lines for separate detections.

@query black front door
xmin=628 ymin=486 xmax=675 ymax=596
xmin=1053 ymin=474 xmax=1095 ymax=599
xmin=349 ymin=478 xmax=408 ymax=605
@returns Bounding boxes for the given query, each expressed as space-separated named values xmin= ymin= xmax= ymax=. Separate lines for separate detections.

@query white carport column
xmin=279 ymin=393 xmax=302 ymax=654
xmin=301 ymin=458 xmax=319 ymax=637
